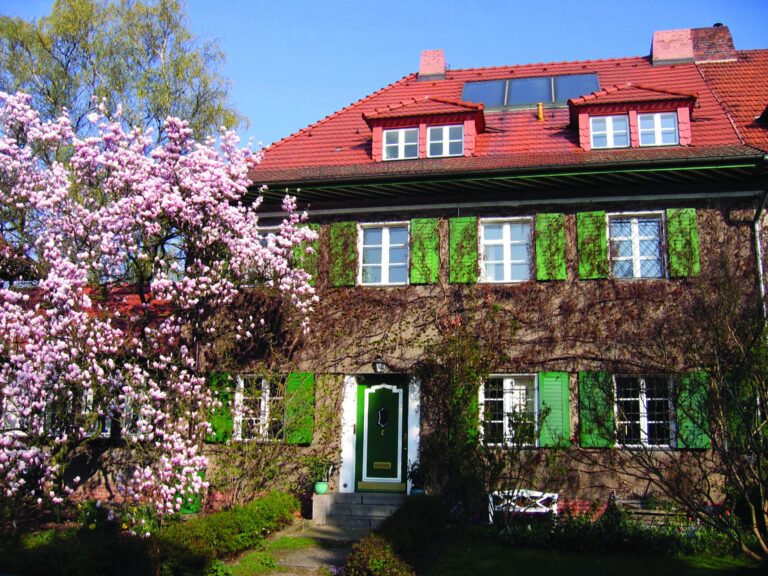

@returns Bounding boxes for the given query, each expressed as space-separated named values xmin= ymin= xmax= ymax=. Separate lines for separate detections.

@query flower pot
xmin=314 ymin=481 xmax=329 ymax=494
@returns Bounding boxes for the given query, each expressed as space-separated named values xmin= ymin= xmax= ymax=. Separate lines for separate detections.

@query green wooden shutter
xmin=666 ymin=208 xmax=700 ymax=278
xmin=284 ymin=372 xmax=315 ymax=445
xmin=538 ymin=372 xmax=571 ymax=447
xmin=676 ymin=372 xmax=710 ymax=449
xmin=329 ymin=222 xmax=357 ymax=287
xmin=293 ymin=223 xmax=320 ymax=286
xmin=578 ymin=371 xmax=614 ymax=448
xmin=206 ymin=372 xmax=233 ymax=444
xmin=577 ymin=211 xmax=608 ymax=279
xmin=449 ymin=217 xmax=478 ymax=284
xmin=535 ymin=213 xmax=567 ymax=281
xmin=410 ymin=218 xmax=440 ymax=284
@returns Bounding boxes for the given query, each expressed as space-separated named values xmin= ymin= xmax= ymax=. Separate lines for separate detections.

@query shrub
xmin=344 ymin=534 xmax=416 ymax=576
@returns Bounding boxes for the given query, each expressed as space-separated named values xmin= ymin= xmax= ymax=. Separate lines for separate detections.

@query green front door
xmin=355 ymin=376 xmax=408 ymax=492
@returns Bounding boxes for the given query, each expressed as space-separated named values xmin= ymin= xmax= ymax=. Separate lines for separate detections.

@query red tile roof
xmin=362 ymin=96 xmax=482 ymax=121
xmin=569 ymin=84 xmax=696 ymax=106
xmin=251 ymin=50 xmax=764 ymax=185
xmin=698 ymin=49 xmax=768 ymax=152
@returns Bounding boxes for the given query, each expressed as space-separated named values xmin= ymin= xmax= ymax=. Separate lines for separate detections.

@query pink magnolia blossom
xmin=0 ymin=92 xmax=317 ymax=523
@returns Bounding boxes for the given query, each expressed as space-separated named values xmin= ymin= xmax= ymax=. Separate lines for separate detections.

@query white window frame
xmin=427 ymin=125 xmax=464 ymax=158
xmin=614 ymin=375 xmax=676 ymax=448
xmin=358 ymin=222 xmax=409 ymax=286
xmin=382 ymin=128 xmax=418 ymax=161
xmin=607 ymin=211 xmax=666 ymax=279
xmin=589 ymin=115 xmax=630 ymax=149
xmin=479 ymin=375 xmax=539 ymax=447
xmin=638 ymin=112 xmax=679 ymax=147
xmin=479 ymin=218 xmax=533 ymax=283
xmin=233 ymin=375 xmax=284 ymax=442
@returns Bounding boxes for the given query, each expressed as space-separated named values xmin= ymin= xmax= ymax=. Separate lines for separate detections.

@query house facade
xmin=240 ymin=25 xmax=768 ymax=506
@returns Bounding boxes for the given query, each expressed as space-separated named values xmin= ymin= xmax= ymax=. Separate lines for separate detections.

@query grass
xmin=425 ymin=530 xmax=761 ymax=576
xmin=228 ymin=550 xmax=279 ymax=576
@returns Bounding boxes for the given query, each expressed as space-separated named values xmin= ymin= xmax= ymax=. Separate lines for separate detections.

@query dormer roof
xmin=568 ymin=84 xmax=697 ymax=107
xmin=363 ymin=96 xmax=483 ymax=122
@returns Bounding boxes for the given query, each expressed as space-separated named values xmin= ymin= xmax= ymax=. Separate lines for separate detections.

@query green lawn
xmin=426 ymin=533 xmax=760 ymax=576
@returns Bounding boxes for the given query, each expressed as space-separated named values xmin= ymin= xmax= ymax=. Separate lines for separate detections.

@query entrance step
xmin=312 ymin=493 xmax=406 ymax=530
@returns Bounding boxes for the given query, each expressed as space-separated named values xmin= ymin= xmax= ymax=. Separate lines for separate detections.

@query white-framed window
xmin=233 ymin=375 xmax=284 ymax=441
xmin=427 ymin=125 xmax=464 ymax=157
xmin=590 ymin=115 xmax=629 ymax=149
xmin=383 ymin=128 xmax=418 ymax=161
xmin=615 ymin=375 xmax=675 ymax=447
xmin=639 ymin=112 xmax=679 ymax=146
xmin=608 ymin=213 xmax=665 ymax=279
xmin=480 ymin=219 xmax=532 ymax=283
xmin=359 ymin=223 xmax=409 ymax=285
xmin=480 ymin=375 xmax=538 ymax=446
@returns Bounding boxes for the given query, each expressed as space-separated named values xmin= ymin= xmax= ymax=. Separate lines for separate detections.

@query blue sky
xmin=3 ymin=1 xmax=768 ymax=147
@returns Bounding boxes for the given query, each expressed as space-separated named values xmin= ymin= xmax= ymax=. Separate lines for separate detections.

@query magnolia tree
xmin=0 ymin=92 xmax=317 ymax=522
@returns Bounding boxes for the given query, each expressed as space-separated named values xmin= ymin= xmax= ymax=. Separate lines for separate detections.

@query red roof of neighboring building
xmin=569 ymin=84 xmax=697 ymax=106
xmin=251 ymin=44 xmax=767 ymax=185
xmin=698 ymin=49 xmax=768 ymax=152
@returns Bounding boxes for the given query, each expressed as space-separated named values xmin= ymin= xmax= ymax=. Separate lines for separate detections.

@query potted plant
xmin=407 ymin=460 xmax=425 ymax=495
xmin=305 ymin=455 xmax=333 ymax=495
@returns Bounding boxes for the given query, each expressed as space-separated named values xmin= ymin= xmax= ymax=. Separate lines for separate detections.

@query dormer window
xmin=427 ymin=125 xmax=464 ymax=157
xmin=639 ymin=112 xmax=679 ymax=146
xmin=590 ymin=115 xmax=629 ymax=149
xmin=383 ymin=128 xmax=418 ymax=161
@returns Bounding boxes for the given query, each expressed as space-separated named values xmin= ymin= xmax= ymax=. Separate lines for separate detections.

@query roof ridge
xmin=446 ymin=54 xmax=649 ymax=75
xmin=263 ymin=72 xmax=418 ymax=152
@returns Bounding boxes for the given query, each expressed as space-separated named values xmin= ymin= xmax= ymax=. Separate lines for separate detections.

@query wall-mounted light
xmin=372 ymin=354 xmax=389 ymax=373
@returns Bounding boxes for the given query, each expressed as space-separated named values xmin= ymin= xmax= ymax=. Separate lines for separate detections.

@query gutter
xmin=753 ymin=154 xmax=768 ymax=318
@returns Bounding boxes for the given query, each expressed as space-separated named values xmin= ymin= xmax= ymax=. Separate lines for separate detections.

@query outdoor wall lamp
xmin=372 ymin=354 xmax=389 ymax=373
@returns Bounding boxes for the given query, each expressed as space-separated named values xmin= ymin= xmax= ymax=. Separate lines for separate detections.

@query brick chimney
xmin=418 ymin=49 xmax=445 ymax=81
xmin=652 ymin=24 xmax=736 ymax=66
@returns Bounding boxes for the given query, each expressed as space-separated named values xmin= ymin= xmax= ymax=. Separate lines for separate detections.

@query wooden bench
xmin=488 ymin=489 xmax=559 ymax=524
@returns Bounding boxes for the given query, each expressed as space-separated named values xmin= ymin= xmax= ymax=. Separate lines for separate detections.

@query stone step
xmin=312 ymin=493 xmax=406 ymax=528
xmin=327 ymin=503 xmax=402 ymax=518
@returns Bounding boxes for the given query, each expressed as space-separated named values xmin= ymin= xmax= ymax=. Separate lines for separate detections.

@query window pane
xmin=611 ymin=239 xmax=632 ymax=258
xmin=484 ymin=245 xmax=504 ymax=262
xmin=385 ymin=131 xmax=399 ymax=144
xmin=404 ymin=129 xmax=418 ymax=143
xmin=389 ymin=266 xmax=407 ymax=284
xmin=610 ymin=220 xmax=631 ymax=237
xmin=592 ymin=134 xmax=608 ymax=148
xmin=509 ymin=222 xmax=530 ymax=241
xmin=646 ymin=377 xmax=668 ymax=397
xmin=508 ymin=77 xmax=551 ymax=106
xmin=613 ymin=133 xmax=629 ymax=147
xmin=616 ymin=376 xmax=640 ymax=397
xmin=661 ymin=131 xmax=678 ymax=145
xmin=591 ymin=117 xmax=607 ymax=132
xmin=448 ymin=141 xmax=463 ymax=155
xmin=449 ymin=125 xmax=463 ymax=139
xmin=640 ymin=132 xmax=656 ymax=146
xmin=429 ymin=143 xmax=442 ymax=156
xmin=364 ymin=228 xmax=382 ymax=245
xmin=613 ymin=116 xmax=629 ymax=132
xmin=461 ymin=80 xmax=506 ymax=107
xmin=660 ymin=114 xmax=677 ymax=130
xmin=483 ymin=224 xmax=503 ymax=241
xmin=620 ymin=422 xmax=641 ymax=444
xmin=485 ymin=422 xmax=504 ymax=443
xmin=404 ymin=144 xmax=418 ymax=158
xmin=640 ymin=259 xmax=663 ymax=277
xmin=486 ymin=263 xmax=505 ymax=281
xmin=486 ymin=379 xmax=503 ymax=398
xmin=613 ymin=260 xmax=633 ymax=278
xmin=648 ymin=422 xmax=670 ymax=444
xmin=363 ymin=247 xmax=381 ymax=264
xmin=362 ymin=266 xmax=381 ymax=284
xmin=647 ymin=399 xmax=669 ymax=420
xmin=509 ymin=263 xmax=530 ymax=281
xmin=384 ymin=147 xmax=398 ymax=160
xmin=509 ymin=243 xmax=529 ymax=262
xmin=389 ymin=246 xmax=407 ymax=265
xmin=554 ymin=73 xmax=600 ymax=102
xmin=389 ymin=227 xmax=408 ymax=245
xmin=639 ymin=115 xmax=655 ymax=130
xmin=638 ymin=219 xmax=661 ymax=237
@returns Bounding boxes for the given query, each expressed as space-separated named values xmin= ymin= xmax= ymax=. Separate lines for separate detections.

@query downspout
xmin=754 ymin=155 xmax=768 ymax=319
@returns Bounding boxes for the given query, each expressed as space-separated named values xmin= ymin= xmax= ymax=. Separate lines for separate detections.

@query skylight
xmin=461 ymin=73 xmax=599 ymax=109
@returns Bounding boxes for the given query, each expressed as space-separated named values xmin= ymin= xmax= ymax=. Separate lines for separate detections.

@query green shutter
xmin=577 ymin=211 xmax=608 ymax=279
xmin=285 ymin=372 xmax=315 ymax=445
xmin=535 ymin=213 xmax=567 ymax=281
xmin=578 ymin=371 xmax=614 ymax=448
xmin=329 ymin=222 xmax=357 ymax=287
xmin=206 ymin=372 xmax=233 ymax=444
xmin=449 ymin=217 xmax=478 ymax=284
xmin=293 ymin=223 xmax=320 ymax=286
xmin=538 ymin=372 xmax=571 ymax=447
xmin=677 ymin=372 xmax=710 ymax=449
xmin=410 ymin=218 xmax=440 ymax=284
xmin=666 ymin=208 xmax=700 ymax=278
